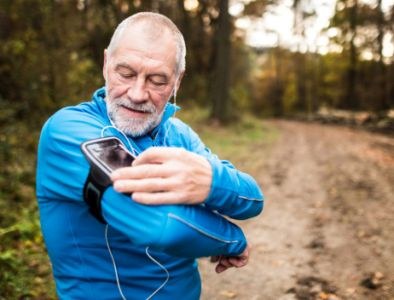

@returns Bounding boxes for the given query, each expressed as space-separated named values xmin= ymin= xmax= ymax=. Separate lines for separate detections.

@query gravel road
xmin=200 ymin=120 xmax=394 ymax=300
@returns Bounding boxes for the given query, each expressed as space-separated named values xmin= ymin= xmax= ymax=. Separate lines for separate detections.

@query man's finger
xmin=218 ymin=257 xmax=233 ymax=268
xmin=210 ymin=256 xmax=221 ymax=263
xmin=132 ymin=191 xmax=184 ymax=205
xmin=228 ymin=256 xmax=248 ymax=268
xmin=215 ymin=264 xmax=227 ymax=273
xmin=111 ymin=164 xmax=171 ymax=180
xmin=133 ymin=147 xmax=183 ymax=166
xmin=215 ymin=261 xmax=234 ymax=274
xmin=113 ymin=178 xmax=175 ymax=193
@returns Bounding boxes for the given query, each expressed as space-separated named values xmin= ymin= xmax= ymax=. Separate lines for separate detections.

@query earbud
xmin=172 ymin=88 xmax=177 ymax=106
xmin=172 ymin=77 xmax=179 ymax=106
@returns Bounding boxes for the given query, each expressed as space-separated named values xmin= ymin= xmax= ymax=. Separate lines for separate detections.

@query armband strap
xmin=83 ymin=170 xmax=109 ymax=224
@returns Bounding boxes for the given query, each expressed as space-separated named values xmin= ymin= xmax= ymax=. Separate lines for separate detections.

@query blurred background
xmin=0 ymin=0 xmax=393 ymax=299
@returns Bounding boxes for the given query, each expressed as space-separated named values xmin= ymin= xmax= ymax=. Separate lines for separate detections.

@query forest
xmin=0 ymin=0 xmax=393 ymax=299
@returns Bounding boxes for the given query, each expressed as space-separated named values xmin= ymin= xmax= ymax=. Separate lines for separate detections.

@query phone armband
xmin=81 ymin=137 xmax=135 ymax=224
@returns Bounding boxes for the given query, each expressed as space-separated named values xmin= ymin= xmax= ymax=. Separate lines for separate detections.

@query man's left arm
xmin=111 ymin=125 xmax=264 ymax=220
xmin=188 ymin=126 xmax=264 ymax=219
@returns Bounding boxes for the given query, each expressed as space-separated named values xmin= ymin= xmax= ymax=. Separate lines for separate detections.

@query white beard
xmin=106 ymin=97 xmax=164 ymax=137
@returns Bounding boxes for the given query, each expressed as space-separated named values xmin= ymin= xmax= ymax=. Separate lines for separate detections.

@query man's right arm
xmin=102 ymin=187 xmax=247 ymax=257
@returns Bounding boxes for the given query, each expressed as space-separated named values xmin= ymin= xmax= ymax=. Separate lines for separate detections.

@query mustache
xmin=113 ymin=98 xmax=156 ymax=113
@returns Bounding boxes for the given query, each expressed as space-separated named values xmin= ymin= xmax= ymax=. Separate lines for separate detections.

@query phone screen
xmin=84 ymin=138 xmax=135 ymax=173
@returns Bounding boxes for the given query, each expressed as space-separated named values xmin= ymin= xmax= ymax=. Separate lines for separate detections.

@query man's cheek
xmin=155 ymin=91 xmax=173 ymax=106
xmin=108 ymin=84 xmax=129 ymax=99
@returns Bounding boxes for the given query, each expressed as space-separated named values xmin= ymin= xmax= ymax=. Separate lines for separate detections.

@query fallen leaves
xmin=219 ymin=290 xmax=237 ymax=298
xmin=360 ymin=272 xmax=384 ymax=290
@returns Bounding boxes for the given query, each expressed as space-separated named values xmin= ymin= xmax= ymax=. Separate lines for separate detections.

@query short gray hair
xmin=107 ymin=12 xmax=186 ymax=75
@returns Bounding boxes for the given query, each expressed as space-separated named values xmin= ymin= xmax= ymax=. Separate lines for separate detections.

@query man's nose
xmin=127 ymin=78 xmax=148 ymax=102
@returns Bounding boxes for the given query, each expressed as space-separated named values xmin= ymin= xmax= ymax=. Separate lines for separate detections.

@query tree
xmin=210 ymin=0 xmax=231 ymax=122
xmin=375 ymin=0 xmax=390 ymax=111
xmin=346 ymin=0 xmax=359 ymax=110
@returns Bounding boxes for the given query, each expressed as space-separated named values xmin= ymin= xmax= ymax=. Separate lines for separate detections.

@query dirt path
xmin=199 ymin=120 xmax=394 ymax=300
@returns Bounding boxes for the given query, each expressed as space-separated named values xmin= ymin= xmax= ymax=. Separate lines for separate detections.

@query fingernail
xmin=113 ymin=181 xmax=123 ymax=191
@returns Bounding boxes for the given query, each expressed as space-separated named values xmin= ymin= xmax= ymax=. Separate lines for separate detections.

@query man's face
xmin=103 ymin=25 xmax=180 ymax=137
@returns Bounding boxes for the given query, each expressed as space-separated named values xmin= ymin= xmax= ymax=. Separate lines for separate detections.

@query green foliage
xmin=230 ymin=82 xmax=251 ymax=112
xmin=282 ymin=73 xmax=297 ymax=113
xmin=0 ymin=119 xmax=56 ymax=299
xmin=1 ymin=0 xmax=391 ymax=125
xmin=0 ymin=206 xmax=55 ymax=300
xmin=66 ymin=54 xmax=104 ymax=104
xmin=318 ymin=52 xmax=347 ymax=108
xmin=328 ymin=0 xmax=393 ymax=110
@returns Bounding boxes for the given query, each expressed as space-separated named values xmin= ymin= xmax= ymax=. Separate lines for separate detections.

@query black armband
xmin=83 ymin=168 xmax=111 ymax=224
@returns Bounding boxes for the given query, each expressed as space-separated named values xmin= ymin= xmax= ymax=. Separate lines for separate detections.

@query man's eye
xmin=149 ymin=77 xmax=167 ymax=86
xmin=120 ymin=73 xmax=135 ymax=78
xmin=151 ymin=80 xmax=166 ymax=86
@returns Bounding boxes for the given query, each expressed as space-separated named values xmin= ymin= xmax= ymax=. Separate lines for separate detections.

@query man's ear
xmin=102 ymin=49 xmax=108 ymax=81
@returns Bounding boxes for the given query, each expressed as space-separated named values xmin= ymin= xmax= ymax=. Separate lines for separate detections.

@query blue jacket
xmin=36 ymin=87 xmax=264 ymax=300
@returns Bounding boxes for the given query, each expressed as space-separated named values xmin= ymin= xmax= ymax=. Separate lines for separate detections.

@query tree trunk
xmin=292 ymin=0 xmax=307 ymax=113
xmin=344 ymin=0 xmax=358 ymax=110
xmin=176 ymin=0 xmax=189 ymax=32
xmin=210 ymin=0 xmax=231 ymax=123
xmin=376 ymin=0 xmax=389 ymax=111
xmin=273 ymin=47 xmax=284 ymax=117
xmin=295 ymin=52 xmax=307 ymax=111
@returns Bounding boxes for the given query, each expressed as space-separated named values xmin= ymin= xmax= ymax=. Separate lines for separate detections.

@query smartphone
xmin=81 ymin=137 xmax=135 ymax=185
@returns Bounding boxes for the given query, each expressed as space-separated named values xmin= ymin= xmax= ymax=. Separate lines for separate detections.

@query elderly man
xmin=36 ymin=12 xmax=263 ymax=300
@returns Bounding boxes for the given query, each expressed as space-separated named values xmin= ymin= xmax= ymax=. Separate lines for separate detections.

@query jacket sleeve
xmin=37 ymin=109 xmax=247 ymax=258
xmin=186 ymin=125 xmax=264 ymax=220
xmin=101 ymin=188 xmax=246 ymax=257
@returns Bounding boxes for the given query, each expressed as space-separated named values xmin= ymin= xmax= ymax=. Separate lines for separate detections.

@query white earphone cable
xmin=145 ymin=247 xmax=170 ymax=300
xmin=105 ymin=225 xmax=127 ymax=300
xmin=101 ymin=87 xmax=177 ymax=299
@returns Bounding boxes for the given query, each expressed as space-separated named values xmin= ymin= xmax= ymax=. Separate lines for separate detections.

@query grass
xmin=178 ymin=106 xmax=280 ymax=177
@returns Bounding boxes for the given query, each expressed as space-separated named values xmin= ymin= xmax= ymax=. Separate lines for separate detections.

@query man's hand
xmin=211 ymin=245 xmax=251 ymax=274
xmin=110 ymin=147 xmax=212 ymax=205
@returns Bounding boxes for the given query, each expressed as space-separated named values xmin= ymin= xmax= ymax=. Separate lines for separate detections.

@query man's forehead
xmin=112 ymin=26 xmax=177 ymax=70
xmin=122 ymin=23 xmax=174 ymax=48
xmin=128 ymin=20 xmax=167 ymax=41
